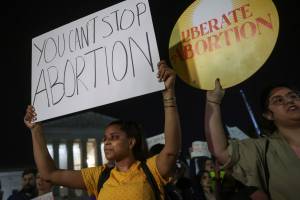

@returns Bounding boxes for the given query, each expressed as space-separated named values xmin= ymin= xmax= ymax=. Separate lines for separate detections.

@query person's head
xmin=103 ymin=120 xmax=148 ymax=162
xmin=204 ymin=158 xmax=214 ymax=172
xmin=22 ymin=168 xmax=36 ymax=191
xmin=197 ymin=170 xmax=212 ymax=190
xmin=260 ymin=84 xmax=300 ymax=130
xmin=36 ymin=172 xmax=52 ymax=195
xmin=196 ymin=156 xmax=214 ymax=172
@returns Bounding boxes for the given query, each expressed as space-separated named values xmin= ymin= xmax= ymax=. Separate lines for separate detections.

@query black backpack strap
xmin=140 ymin=162 xmax=161 ymax=200
xmin=97 ymin=166 xmax=113 ymax=194
xmin=264 ymin=139 xmax=270 ymax=198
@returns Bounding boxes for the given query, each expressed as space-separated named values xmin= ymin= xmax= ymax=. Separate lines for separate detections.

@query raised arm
xmin=156 ymin=60 xmax=182 ymax=178
xmin=204 ymin=79 xmax=229 ymax=165
xmin=24 ymin=105 xmax=85 ymax=189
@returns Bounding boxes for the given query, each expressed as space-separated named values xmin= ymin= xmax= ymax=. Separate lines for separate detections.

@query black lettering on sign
xmin=32 ymin=1 xmax=155 ymax=109
xmin=111 ymin=41 xmax=128 ymax=81
xmin=32 ymin=69 xmax=50 ymax=107
xmin=47 ymin=66 xmax=64 ymax=105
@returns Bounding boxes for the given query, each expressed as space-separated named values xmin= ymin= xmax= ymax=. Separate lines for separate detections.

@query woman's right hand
xmin=24 ymin=105 xmax=41 ymax=130
xmin=206 ymin=78 xmax=225 ymax=104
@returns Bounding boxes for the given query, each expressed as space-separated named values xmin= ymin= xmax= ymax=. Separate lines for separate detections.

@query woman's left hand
xmin=157 ymin=60 xmax=176 ymax=90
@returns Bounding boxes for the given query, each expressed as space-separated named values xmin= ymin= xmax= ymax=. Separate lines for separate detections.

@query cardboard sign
xmin=226 ymin=125 xmax=249 ymax=140
xmin=146 ymin=133 xmax=165 ymax=149
xmin=32 ymin=0 xmax=164 ymax=121
xmin=190 ymin=141 xmax=211 ymax=158
xmin=31 ymin=192 xmax=54 ymax=200
xmin=169 ymin=0 xmax=279 ymax=89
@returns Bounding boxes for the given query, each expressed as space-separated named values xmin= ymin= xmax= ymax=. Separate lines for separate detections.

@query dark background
xmin=2 ymin=0 xmax=299 ymax=169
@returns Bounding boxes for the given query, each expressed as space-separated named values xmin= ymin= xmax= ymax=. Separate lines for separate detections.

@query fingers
xmin=157 ymin=60 xmax=167 ymax=81
xmin=215 ymin=78 xmax=222 ymax=89
xmin=157 ymin=69 xmax=166 ymax=82
xmin=160 ymin=69 xmax=172 ymax=82
xmin=24 ymin=105 xmax=37 ymax=122
xmin=157 ymin=60 xmax=174 ymax=82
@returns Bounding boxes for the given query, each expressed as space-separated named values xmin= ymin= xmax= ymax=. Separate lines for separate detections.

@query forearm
xmin=31 ymin=124 xmax=57 ymax=180
xmin=162 ymin=89 xmax=181 ymax=156
xmin=31 ymin=125 xmax=85 ymax=188
xmin=205 ymin=101 xmax=229 ymax=164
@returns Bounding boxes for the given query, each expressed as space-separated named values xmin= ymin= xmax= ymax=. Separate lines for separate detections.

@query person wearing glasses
xmin=204 ymin=79 xmax=300 ymax=200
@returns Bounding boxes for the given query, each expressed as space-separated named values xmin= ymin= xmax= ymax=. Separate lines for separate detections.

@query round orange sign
xmin=169 ymin=0 xmax=279 ymax=89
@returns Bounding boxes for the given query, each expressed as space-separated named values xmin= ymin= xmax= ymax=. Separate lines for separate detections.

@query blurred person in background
xmin=7 ymin=168 xmax=37 ymax=200
xmin=35 ymin=172 xmax=53 ymax=196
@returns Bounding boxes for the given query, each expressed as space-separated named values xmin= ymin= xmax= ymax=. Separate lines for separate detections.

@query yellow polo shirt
xmin=81 ymin=155 xmax=168 ymax=200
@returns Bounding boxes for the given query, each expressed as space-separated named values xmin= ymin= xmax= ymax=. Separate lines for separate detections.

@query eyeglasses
xmin=269 ymin=91 xmax=300 ymax=106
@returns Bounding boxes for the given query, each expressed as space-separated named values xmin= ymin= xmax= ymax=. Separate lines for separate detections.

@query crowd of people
xmin=19 ymin=60 xmax=300 ymax=200
xmin=6 ymin=168 xmax=53 ymax=200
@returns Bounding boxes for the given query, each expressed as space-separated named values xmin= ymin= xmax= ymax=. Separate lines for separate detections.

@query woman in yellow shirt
xmin=24 ymin=60 xmax=182 ymax=200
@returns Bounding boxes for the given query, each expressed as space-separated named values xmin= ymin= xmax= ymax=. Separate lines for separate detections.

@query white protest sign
xmin=146 ymin=133 xmax=165 ymax=149
xmin=31 ymin=192 xmax=54 ymax=200
xmin=190 ymin=141 xmax=211 ymax=158
xmin=226 ymin=125 xmax=249 ymax=140
xmin=32 ymin=0 xmax=164 ymax=121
